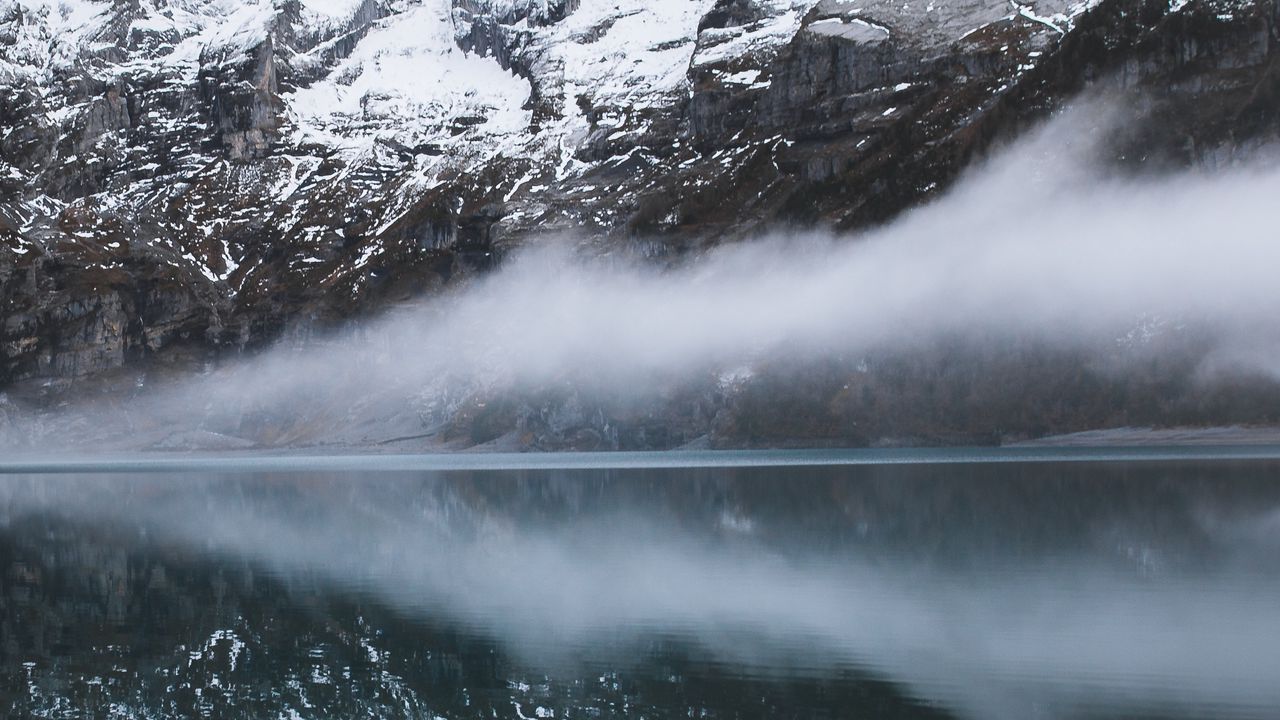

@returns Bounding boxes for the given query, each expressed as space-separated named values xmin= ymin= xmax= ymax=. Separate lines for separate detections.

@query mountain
xmin=1 ymin=0 xmax=1278 ymax=450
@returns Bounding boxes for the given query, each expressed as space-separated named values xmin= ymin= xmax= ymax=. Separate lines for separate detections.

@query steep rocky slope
xmin=1 ymin=0 xmax=1278 ymax=449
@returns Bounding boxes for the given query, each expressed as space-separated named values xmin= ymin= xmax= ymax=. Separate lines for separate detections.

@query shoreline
xmin=5 ymin=438 xmax=1280 ymax=474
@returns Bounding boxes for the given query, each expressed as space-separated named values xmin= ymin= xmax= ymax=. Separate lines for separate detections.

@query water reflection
xmin=2 ymin=459 xmax=1279 ymax=718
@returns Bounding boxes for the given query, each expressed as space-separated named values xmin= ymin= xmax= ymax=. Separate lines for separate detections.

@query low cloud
xmin=7 ymin=99 xmax=1280 ymax=448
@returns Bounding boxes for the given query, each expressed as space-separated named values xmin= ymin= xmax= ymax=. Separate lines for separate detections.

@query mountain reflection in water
xmin=2 ymin=454 xmax=1279 ymax=719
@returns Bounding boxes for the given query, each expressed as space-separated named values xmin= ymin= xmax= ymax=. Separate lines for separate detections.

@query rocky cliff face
xmin=1 ymin=0 xmax=1278 ymax=448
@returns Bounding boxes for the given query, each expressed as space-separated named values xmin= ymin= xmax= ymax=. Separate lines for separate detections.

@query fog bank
xmin=7 ymin=102 xmax=1280 ymax=448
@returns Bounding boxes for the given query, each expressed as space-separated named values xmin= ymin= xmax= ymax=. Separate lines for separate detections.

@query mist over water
xmin=6 ymin=101 xmax=1280 ymax=448
xmin=5 ymin=103 xmax=1278 ymax=716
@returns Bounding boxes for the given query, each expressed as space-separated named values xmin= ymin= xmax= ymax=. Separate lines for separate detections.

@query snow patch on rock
xmin=285 ymin=0 xmax=532 ymax=152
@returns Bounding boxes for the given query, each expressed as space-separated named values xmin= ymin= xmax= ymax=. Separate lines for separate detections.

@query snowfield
xmin=287 ymin=1 xmax=533 ymax=151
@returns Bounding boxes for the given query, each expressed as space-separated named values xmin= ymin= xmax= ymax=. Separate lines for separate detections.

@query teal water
xmin=2 ymin=450 xmax=1279 ymax=718
xmin=6 ymin=443 xmax=1280 ymax=473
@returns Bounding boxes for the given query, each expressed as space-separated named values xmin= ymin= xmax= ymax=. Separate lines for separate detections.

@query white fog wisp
xmin=6 ymin=103 xmax=1280 ymax=449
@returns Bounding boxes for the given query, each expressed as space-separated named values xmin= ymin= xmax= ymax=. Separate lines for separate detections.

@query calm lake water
xmin=2 ymin=449 xmax=1279 ymax=719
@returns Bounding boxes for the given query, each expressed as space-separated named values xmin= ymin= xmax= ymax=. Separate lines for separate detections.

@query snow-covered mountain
xmin=1 ymin=0 xmax=1277 ymax=448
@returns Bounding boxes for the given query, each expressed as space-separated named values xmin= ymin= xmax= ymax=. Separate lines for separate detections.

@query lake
xmin=2 ymin=449 xmax=1279 ymax=719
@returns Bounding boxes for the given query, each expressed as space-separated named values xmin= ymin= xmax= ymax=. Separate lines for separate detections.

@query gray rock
xmin=1 ymin=0 xmax=1278 ymax=448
